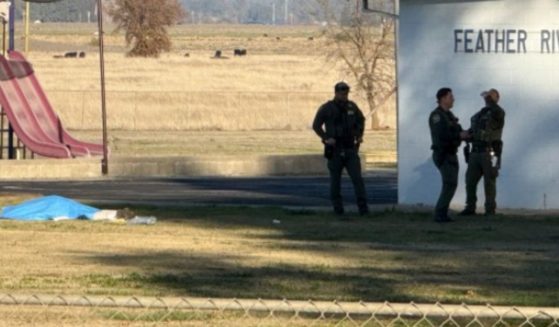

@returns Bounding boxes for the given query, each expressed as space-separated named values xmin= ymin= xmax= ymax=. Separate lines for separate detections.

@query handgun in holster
xmin=463 ymin=142 xmax=471 ymax=164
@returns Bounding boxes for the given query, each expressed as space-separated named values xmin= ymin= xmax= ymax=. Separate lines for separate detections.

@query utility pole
xmin=284 ymin=0 xmax=288 ymax=25
xmin=1 ymin=3 xmax=6 ymax=56
xmin=7 ymin=0 xmax=14 ymax=159
xmin=24 ymin=1 xmax=29 ymax=53
xmin=96 ymin=0 xmax=109 ymax=175
xmin=272 ymin=2 xmax=276 ymax=25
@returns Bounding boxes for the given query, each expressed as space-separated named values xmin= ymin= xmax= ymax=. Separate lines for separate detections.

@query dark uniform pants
xmin=432 ymin=152 xmax=459 ymax=218
xmin=465 ymin=152 xmax=497 ymax=212
xmin=327 ymin=149 xmax=368 ymax=211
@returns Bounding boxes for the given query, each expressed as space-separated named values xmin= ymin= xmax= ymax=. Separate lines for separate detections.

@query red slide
xmin=8 ymin=51 xmax=106 ymax=156
xmin=0 ymin=55 xmax=73 ymax=158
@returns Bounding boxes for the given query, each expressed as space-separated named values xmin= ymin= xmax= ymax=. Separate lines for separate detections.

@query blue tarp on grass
xmin=0 ymin=195 xmax=99 ymax=221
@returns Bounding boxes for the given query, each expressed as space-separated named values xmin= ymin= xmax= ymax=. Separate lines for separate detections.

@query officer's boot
xmin=434 ymin=209 xmax=453 ymax=223
xmin=357 ymin=199 xmax=369 ymax=216
xmin=333 ymin=206 xmax=345 ymax=215
xmin=485 ymin=199 xmax=496 ymax=216
xmin=484 ymin=206 xmax=496 ymax=216
xmin=459 ymin=207 xmax=476 ymax=216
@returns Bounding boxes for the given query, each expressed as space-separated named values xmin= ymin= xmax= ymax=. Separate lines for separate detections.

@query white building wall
xmin=398 ymin=0 xmax=559 ymax=209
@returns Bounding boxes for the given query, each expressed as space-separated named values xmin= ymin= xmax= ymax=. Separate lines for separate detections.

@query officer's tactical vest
xmin=332 ymin=101 xmax=360 ymax=148
xmin=471 ymin=105 xmax=504 ymax=145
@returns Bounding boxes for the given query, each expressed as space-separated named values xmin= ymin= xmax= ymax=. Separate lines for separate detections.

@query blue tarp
xmin=0 ymin=195 xmax=100 ymax=221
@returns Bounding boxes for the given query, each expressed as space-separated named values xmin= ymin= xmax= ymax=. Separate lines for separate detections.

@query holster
xmin=492 ymin=167 xmax=500 ymax=178
xmin=324 ymin=144 xmax=334 ymax=159
xmin=463 ymin=143 xmax=471 ymax=164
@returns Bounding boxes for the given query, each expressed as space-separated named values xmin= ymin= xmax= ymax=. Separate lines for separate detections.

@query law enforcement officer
xmin=460 ymin=88 xmax=505 ymax=216
xmin=312 ymin=82 xmax=368 ymax=216
xmin=429 ymin=88 xmax=470 ymax=223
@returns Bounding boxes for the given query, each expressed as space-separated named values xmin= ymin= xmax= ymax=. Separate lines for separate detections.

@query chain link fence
xmin=1 ymin=294 xmax=558 ymax=326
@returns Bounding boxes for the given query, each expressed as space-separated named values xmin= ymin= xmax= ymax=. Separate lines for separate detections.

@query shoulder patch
xmin=431 ymin=114 xmax=441 ymax=124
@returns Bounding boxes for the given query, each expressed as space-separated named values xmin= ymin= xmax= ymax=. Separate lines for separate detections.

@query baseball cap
xmin=480 ymin=88 xmax=499 ymax=99
xmin=334 ymin=82 xmax=350 ymax=92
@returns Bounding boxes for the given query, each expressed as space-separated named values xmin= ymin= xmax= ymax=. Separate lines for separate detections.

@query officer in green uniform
xmin=429 ymin=88 xmax=470 ymax=223
xmin=312 ymin=82 xmax=368 ymax=216
xmin=460 ymin=89 xmax=505 ymax=216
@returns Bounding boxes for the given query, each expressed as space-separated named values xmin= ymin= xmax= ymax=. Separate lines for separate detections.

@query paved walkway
xmin=0 ymin=169 xmax=397 ymax=208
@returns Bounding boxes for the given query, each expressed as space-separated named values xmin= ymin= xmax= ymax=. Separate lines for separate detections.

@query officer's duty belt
xmin=471 ymin=145 xmax=491 ymax=153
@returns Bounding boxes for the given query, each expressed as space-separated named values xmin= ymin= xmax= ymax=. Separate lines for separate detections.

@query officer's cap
xmin=480 ymin=88 xmax=500 ymax=100
xmin=334 ymin=82 xmax=350 ymax=92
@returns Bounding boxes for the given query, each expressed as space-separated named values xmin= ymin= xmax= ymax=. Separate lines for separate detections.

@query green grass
xmin=0 ymin=203 xmax=558 ymax=307
xmin=72 ymin=130 xmax=397 ymax=169
xmin=98 ymin=308 xmax=223 ymax=322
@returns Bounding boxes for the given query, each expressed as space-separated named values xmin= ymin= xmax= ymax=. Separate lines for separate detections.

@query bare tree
xmin=107 ymin=0 xmax=186 ymax=57
xmin=318 ymin=0 xmax=396 ymax=129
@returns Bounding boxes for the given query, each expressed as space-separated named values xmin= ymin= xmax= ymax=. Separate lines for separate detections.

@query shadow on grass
xmin=69 ymin=206 xmax=559 ymax=305
xmin=73 ymin=245 xmax=559 ymax=305
xmin=74 ymin=250 xmax=403 ymax=302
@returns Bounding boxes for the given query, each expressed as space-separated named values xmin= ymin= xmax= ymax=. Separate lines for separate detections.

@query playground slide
xmin=1 ymin=56 xmax=91 ymax=157
xmin=8 ymin=51 xmax=105 ymax=156
xmin=0 ymin=55 xmax=73 ymax=158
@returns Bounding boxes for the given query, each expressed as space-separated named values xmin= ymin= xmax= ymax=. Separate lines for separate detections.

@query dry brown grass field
xmin=14 ymin=23 xmax=396 ymax=132
xmin=3 ymin=23 xmax=398 ymax=161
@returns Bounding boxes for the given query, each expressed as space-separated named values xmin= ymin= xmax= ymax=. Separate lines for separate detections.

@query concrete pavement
xmin=0 ymin=170 xmax=397 ymax=208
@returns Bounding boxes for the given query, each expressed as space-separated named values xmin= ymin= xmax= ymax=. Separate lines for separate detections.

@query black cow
xmin=212 ymin=50 xmax=229 ymax=59
xmin=62 ymin=51 xmax=86 ymax=58
xmin=234 ymin=48 xmax=247 ymax=56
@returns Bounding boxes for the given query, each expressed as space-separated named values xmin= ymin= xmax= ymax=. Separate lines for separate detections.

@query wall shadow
xmin=0 ymin=172 xmax=398 ymax=207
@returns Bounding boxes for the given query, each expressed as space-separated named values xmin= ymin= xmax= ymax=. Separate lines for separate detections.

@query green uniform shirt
xmin=313 ymin=99 xmax=365 ymax=148
xmin=470 ymin=103 xmax=505 ymax=147
xmin=429 ymin=106 xmax=463 ymax=153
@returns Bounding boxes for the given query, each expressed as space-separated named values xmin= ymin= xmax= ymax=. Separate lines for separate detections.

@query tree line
xmin=15 ymin=0 xmax=96 ymax=23
xmin=12 ymin=0 xmax=392 ymax=25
